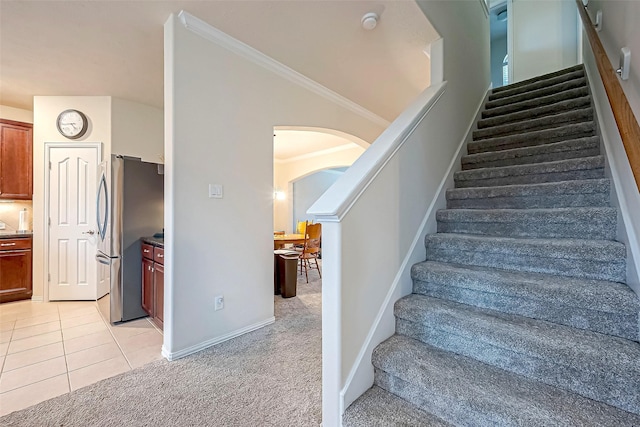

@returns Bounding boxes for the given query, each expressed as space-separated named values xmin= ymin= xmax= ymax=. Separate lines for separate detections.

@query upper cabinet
xmin=0 ymin=119 xmax=33 ymax=200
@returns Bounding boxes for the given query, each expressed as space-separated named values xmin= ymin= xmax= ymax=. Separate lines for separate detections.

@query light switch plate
xmin=208 ymin=184 xmax=223 ymax=199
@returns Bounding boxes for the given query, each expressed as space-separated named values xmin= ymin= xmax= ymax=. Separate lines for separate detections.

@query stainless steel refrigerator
xmin=95 ymin=155 xmax=164 ymax=324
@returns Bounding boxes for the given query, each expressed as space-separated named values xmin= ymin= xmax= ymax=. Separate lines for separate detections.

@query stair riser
xmin=412 ymin=279 xmax=638 ymax=341
xmin=482 ymin=87 xmax=590 ymax=119
xmin=488 ymin=70 xmax=585 ymax=101
xmin=396 ymin=318 xmax=640 ymax=415
xmin=446 ymin=180 xmax=611 ymax=209
xmin=425 ymin=247 xmax=625 ymax=282
xmin=472 ymin=109 xmax=593 ymax=141
xmin=374 ymin=370 xmax=498 ymax=427
xmin=455 ymin=168 xmax=605 ymax=188
xmin=477 ymin=96 xmax=592 ymax=129
xmin=485 ymin=78 xmax=587 ymax=110
xmin=436 ymin=218 xmax=616 ymax=239
xmin=491 ymin=65 xmax=584 ymax=94
xmin=468 ymin=124 xmax=596 ymax=155
xmin=462 ymin=146 xmax=600 ymax=170
xmin=446 ymin=193 xmax=610 ymax=209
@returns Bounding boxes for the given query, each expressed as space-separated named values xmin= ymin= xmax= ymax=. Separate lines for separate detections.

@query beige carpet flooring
xmin=1 ymin=270 xmax=322 ymax=426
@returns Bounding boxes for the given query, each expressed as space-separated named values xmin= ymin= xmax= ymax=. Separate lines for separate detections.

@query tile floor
xmin=0 ymin=299 xmax=164 ymax=416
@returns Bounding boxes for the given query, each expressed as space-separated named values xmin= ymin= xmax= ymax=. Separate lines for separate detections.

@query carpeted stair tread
xmin=485 ymin=78 xmax=587 ymax=110
xmin=436 ymin=206 xmax=616 ymax=239
xmin=472 ymin=108 xmax=593 ymax=141
xmin=491 ymin=64 xmax=584 ymax=94
xmin=477 ymin=96 xmax=592 ymax=130
xmin=468 ymin=121 xmax=596 ymax=154
xmin=411 ymin=260 xmax=639 ymax=340
xmin=488 ymin=69 xmax=585 ymax=101
xmin=481 ymin=86 xmax=590 ymax=119
xmin=454 ymin=156 xmax=605 ymax=188
xmin=446 ymin=179 xmax=610 ymax=209
xmin=342 ymin=386 xmax=452 ymax=427
xmin=373 ymin=335 xmax=640 ymax=426
xmin=462 ymin=136 xmax=600 ymax=170
xmin=394 ymin=295 xmax=640 ymax=414
xmin=357 ymin=65 xmax=640 ymax=426
xmin=425 ymin=233 xmax=626 ymax=282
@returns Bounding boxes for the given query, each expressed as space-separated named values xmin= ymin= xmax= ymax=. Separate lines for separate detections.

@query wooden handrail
xmin=576 ymin=0 xmax=640 ymax=191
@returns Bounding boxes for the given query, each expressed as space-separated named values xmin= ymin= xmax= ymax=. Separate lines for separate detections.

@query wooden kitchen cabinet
xmin=141 ymin=241 xmax=163 ymax=330
xmin=153 ymin=262 xmax=164 ymax=329
xmin=0 ymin=237 xmax=33 ymax=303
xmin=142 ymin=257 xmax=154 ymax=316
xmin=0 ymin=119 xmax=33 ymax=200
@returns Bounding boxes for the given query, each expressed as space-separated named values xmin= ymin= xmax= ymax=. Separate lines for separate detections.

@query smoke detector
xmin=361 ymin=13 xmax=378 ymax=30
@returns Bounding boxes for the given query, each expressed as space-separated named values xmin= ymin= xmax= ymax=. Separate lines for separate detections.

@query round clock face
xmin=56 ymin=109 xmax=88 ymax=139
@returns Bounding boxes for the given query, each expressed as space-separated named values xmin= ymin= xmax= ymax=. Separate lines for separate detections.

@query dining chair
xmin=296 ymin=220 xmax=308 ymax=235
xmin=298 ymin=222 xmax=321 ymax=283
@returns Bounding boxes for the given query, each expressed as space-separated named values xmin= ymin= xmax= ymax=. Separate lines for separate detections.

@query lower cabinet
xmin=142 ymin=257 xmax=154 ymax=316
xmin=141 ymin=241 xmax=163 ymax=330
xmin=153 ymin=263 xmax=164 ymax=329
xmin=0 ymin=237 xmax=33 ymax=303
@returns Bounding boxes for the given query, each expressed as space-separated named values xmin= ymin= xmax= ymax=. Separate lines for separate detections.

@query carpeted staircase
xmin=343 ymin=64 xmax=640 ymax=426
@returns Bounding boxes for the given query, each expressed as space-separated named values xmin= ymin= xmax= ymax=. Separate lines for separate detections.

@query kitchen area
xmin=0 ymin=98 xmax=167 ymax=416
xmin=0 ymin=118 xmax=33 ymax=304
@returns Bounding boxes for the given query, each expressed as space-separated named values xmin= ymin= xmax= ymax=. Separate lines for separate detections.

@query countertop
xmin=0 ymin=230 xmax=33 ymax=239
xmin=141 ymin=236 xmax=164 ymax=248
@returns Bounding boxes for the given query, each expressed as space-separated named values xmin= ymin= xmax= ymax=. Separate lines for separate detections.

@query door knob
xmin=82 ymin=230 xmax=96 ymax=235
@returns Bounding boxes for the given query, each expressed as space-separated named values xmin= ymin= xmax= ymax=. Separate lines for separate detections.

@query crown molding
xmin=177 ymin=11 xmax=390 ymax=128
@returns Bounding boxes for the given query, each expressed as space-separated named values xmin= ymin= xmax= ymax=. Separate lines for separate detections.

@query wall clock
xmin=56 ymin=109 xmax=88 ymax=139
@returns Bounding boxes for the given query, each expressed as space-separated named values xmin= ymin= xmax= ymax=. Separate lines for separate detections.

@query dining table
xmin=274 ymin=233 xmax=305 ymax=249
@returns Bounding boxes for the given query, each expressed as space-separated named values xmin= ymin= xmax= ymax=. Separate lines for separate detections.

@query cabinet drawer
xmin=153 ymin=247 xmax=164 ymax=265
xmin=0 ymin=238 xmax=31 ymax=251
xmin=141 ymin=243 xmax=154 ymax=260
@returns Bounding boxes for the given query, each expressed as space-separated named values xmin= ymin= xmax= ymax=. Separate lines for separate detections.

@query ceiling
xmin=0 ymin=1 xmax=439 ymax=125
xmin=273 ymin=129 xmax=362 ymax=162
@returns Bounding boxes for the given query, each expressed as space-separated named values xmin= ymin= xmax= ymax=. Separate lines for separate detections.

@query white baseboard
xmin=339 ymin=85 xmax=491 ymax=413
xmin=161 ymin=316 xmax=275 ymax=361
xmin=31 ymin=296 xmax=43 ymax=302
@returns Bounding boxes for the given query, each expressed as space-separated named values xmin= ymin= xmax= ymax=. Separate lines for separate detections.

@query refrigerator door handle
xmin=97 ymin=173 xmax=109 ymax=241
xmin=95 ymin=252 xmax=111 ymax=265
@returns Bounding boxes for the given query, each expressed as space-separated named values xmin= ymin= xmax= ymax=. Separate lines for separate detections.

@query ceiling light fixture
xmin=361 ymin=12 xmax=378 ymax=30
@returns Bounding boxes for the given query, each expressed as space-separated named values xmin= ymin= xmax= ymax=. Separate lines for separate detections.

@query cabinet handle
xmin=1 ymin=243 xmax=16 ymax=247
xmin=143 ymin=249 xmax=150 ymax=253
xmin=158 ymin=254 xmax=163 ymax=258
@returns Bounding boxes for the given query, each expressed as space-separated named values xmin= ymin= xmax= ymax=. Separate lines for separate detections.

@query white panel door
xmin=48 ymin=145 xmax=100 ymax=300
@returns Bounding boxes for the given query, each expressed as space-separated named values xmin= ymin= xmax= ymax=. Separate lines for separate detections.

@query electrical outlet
xmin=214 ymin=295 xmax=224 ymax=311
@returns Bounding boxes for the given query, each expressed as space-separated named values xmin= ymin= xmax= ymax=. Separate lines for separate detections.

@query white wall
xmin=111 ymin=98 xmax=164 ymax=164
xmin=164 ymin=13 xmax=385 ymax=358
xmin=580 ymin=1 xmax=640 ymax=294
xmin=32 ymin=96 xmax=112 ymax=300
xmin=293 ymin=169 xmax=345 ymax=228
xmin=274 ymin=144 xmax=365 ymax=232
xmin=511 ymin=0 xmax=578 ymax=82
xmin=588 ymin=0 xmax=640 ymax=129
xmin=491 ymin=35 xmax=507 ymax=87
xmin=310 ymin=1 xmax=490 ymax=423
xmin=0 ymin=105 xmax=33 ymax=124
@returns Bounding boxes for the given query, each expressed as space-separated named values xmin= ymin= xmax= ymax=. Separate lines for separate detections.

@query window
xmin=502 ymin=54 xmax=509 ymax=86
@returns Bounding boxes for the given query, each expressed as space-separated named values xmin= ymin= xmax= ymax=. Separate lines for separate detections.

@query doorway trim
xmin=43 ymin=142 xmax=102 ymax=302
